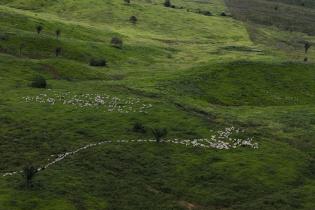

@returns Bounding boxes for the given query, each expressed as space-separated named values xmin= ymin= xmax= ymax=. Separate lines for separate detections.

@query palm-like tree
xmin=305 ymin=42 xmax=311 ymax=54
xmin=152 ymin=128 xmax=168 ymax=143
xmin=56 ymin=29 xmax=61 ymax=39
xmin=23 ymin=165 xmax=38 ymax=188
xmin=36 ymin=25 xmax=43 ymax=35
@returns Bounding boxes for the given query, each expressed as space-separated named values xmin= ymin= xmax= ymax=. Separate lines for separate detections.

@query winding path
xmin=1 ymin=137 xmax=258 ymax=177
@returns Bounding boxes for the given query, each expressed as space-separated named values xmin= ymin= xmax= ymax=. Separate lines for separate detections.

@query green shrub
xmin=111 ymin=37 xmax=123 ymax=49
xmin=129 ymin=16 xmax=138 ymax=24
xmin=90 ymin=58 xmax=107 ymax=67
xmin=164 ymin=0 xmax=171 ymax=7
xmin=31 ymin=75 xmax=47 ymax=88
xmin=36 ymin=25 xmax=43 ymax=34
xmin=132 ymin=122 xmax=146 ymax=133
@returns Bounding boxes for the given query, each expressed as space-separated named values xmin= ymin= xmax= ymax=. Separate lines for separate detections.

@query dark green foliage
xmin=201 ymin=11 xmax=212 ymax=16
xmin=55 ymin=29 xmax=61 ymax=39
xmin=0 ymin=33 xmax=9 ymax=41
xmin=55 ymin=47 xmax=62 ymax=57
xmin=305 ymin=42 xmax=311 ymax=54
xmin=129 ymin=16 xmax=138 ymax=24
xmin=22 ymin=165 xmax=38 ymax=188
xmin=124 ymin=0 xmax=130 ymax=4
xmin=19 ymin=43 xmax=25 ymax=56
xmin=110 ymin=37 xmax=123 ymax=49
xmin=152 ymin=128 xmax=168 ymax=143
xmin=132 ymin=122 xmax=146 ymax=133
xmin=30 ymin=75 xmax=47 ymax=88
xmin=221 ymin=12 xmax=227 ymax=16
xmin=89 ymin=58 xmax=107 ymax=67
xmin=164 ymin=0 xmax=171 ymax=7
xmin=36 ymin=25 xmax=43 ymax=34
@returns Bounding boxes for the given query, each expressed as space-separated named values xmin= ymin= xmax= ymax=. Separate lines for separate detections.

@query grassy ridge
xmin=0 ymin=0 xmax=315 ymax=209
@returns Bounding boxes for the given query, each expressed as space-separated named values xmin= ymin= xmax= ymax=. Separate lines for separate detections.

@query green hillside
xmin=0 ymin=0 xmax=315 ymax=209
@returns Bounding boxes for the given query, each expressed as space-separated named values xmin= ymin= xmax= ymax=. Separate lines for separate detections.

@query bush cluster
xmin=90 ymin=58 xmax=107 ymax=67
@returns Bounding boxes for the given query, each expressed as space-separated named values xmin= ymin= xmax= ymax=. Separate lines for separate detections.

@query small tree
xmin=31 ymin=75 xmax=47 ymax=88
xmin=111 ymin=37 xmax=123 ymax=49
xmin=129 ymin=16 xmax=138 ymax=24
xmin=56 ymin=29 xmax=61 ymax=39
xmin=164 ymin=0 xmax=171 ymax=7
xmin=305 ymin=42 xmax=311 ymax=54
xmin=19 ymin=43 xmax=25 ymax=57
xmin=152 ymin=128 xmax=168 ymax=143
xmin=23 ymin=165 xmax=38 ymax=188
xmin=55 ymin=47 xmax=62 ymax=57
xmin=36 ymin=25 xmax=43 ymax=35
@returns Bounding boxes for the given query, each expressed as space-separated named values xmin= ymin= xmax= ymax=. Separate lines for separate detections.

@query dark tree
xmin=164 ymin=0 xmax=171 ymax=7
xmin=305 ymin=42 xmax=311 ymax=54
xmin=55 ymin=47 xmax=62 ymax=57
xmin=124 ymin=0 xmax=130 ymax=4
xmin=129 ymin=16 xmax=138 ymax=24
xmin=31 ymin=75 xmax=47 ymax=88
xmin=19 ymin=43 xmax=25 ymax=57
xmin=133 ymin=122 xmax=146 ymax=133
xmin=56 ymin=29 xmax=61 ymax=39
xmin=111 ymin=37 xmax=123 ymax=49
xmin=23 ymin=165 xmax=38 ymax=188
xmin=152 ymin=128 xmax=168 ymax=143
xmin=36 ymin=25 xmax=43 ymax=34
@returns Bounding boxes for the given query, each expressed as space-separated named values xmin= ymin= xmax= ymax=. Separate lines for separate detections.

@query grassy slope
xmin=0 ymin=0 xmax=315 ymax=209
xmin=224 ymin=0 xmax=315 ymax=62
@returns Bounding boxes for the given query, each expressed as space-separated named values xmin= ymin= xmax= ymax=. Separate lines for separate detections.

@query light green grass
xmin=0 ymin=0 xmax=315 ymax=209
